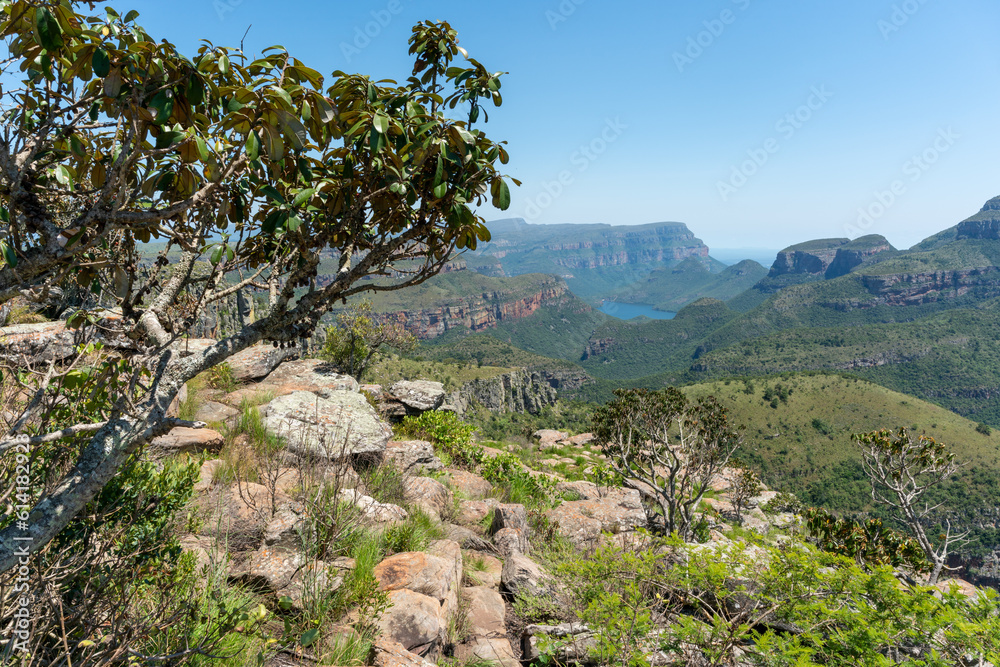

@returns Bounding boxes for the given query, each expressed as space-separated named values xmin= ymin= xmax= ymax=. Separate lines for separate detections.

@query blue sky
xmin=128 ymin=0 xmax=1000 ymax=251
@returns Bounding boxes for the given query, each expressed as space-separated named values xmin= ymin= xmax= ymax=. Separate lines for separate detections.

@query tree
xmin=0 ymin=3 xmax=514 ymax=574
xmin=854 ymin=427 xmax=967 ymax=584
xmin=320 ymin=299 xmax=415 ymax=380
xmin=728 ymin=467 xmax=761 ymax=525
xmin=591 ymin=388 xmax=742 ymax=541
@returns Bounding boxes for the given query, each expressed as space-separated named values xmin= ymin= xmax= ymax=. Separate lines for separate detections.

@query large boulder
xmin=457 ymin=499 xmax=500 ymax=527
xmin=533 ymin=429 xmax=568 ymax=448
xmin=385 ymin=440 xmax=444 ymax=475
xmin=545 ymin=487 xmax=646 ymax=549
xmin=227 ymin=345 xmax=298 ymax=381
xmin=339 ymin=489 xmax=408 ymax=523
xmin=462 ymin=551 xmax=503 ymax=588
xmin=263 ymin=390 xmax=391 ymax=460
xmin=522 ymin=623 xmax=597 ymax=664
xmin=150 ymin=427 xmax=224 ymax=454
xmin=232 ymin=547 xmax=342 ymax=611
xmin=374 ymin=550 xmax=460 ymax=610
xmin=390 ymin=380 xmax=447 ymax=411
xmin=259 ymin=358 xmax=359 ymax=397
xmin=501 ymin=553 xmax=552 ymax=598
xmin=194 ymin=400 xmax=239 ymax=425
xmin=404 ymin=477 xmax=452 ymax=521
xmin=444 ymin=469 xmax=493 ymax=500
xmin=377 ymin=589 xmax=446 ymax=656
xmin=456 ymin=587 xmax=518 ymax=667
xmin=373 ymin=638 xmax=438 ymax=667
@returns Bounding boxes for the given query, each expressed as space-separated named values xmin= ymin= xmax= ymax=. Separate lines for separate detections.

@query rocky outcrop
xmin=859 ymin=267 xmax=1000 ymax=306
xmin=459 ymin=369 xmax=558 ymax=414
xmin=769 ymin=239 xmax=849 ymax=277
xmin=377 ymin=278 xmax=568 ymax=340
xmin=263 ymin=390 xmax=392 ymax=460
xmin=824 ymin=235 xmax=895 ymax=278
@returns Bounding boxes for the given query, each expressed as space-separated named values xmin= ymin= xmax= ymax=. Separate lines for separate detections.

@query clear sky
xmin=126 ymin=0 xmax=1000 ymax=251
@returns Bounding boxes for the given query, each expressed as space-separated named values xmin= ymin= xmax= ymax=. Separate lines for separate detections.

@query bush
xmin=398 ymin=411 xmax=480 ymax=468
xmin=977 ymin=422 xmax=992 ymax=436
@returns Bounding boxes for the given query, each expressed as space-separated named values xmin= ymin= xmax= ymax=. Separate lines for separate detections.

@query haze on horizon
xmin=130 ymin=0 xmax=1000 ymax=251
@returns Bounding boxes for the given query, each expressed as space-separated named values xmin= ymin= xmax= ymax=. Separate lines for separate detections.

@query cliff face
xmin=457 ymin=368 xmax=558 ymax=414
xmin=825 ymin=237 xmax=896 ymax=278
xmin=860 ymin=267 xmax=1000 ymax=306
xmin=379 ymin=281 xmax=569 ymax=340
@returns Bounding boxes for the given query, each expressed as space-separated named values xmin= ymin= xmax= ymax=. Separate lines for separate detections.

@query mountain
xmin=471 ymin=218 xmax=713 ymax=299
xmin=614 ymin=257 xmax=768 ymax=312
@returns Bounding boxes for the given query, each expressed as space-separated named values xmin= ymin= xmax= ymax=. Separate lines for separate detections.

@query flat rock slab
xmin=462 ymin=586 xmax=506 ymax=636
xmin=546 ymin=488 xmax=646 ymax=548
xmin=195 ymin=400 xmax=239 ymax=424
xmin=259 ymin=359 xmax=359 ymax=397
xmin=151 ymin=427 xmax=224 ymax=453
xmin=374 ymin=551 xmax=459 ymax=604
xmin=455 ymin=637 xmax=517 ymax=667
xmin=264 ymin=390 xmax=391 ymax=460
xmin=390 ymin=380 xmax=447 ymax=411
xmin=385 ymin=440 xmax=444 ymax=475
xmin=443 ymin=469 xmax=493 ymax=500
xmin=377 ymin=588 xmax=445 ymax=655
xmin=227 ymin=345 xmax=298 ymax=381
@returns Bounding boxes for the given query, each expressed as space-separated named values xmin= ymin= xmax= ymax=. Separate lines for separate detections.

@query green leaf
xmin=434 ymin=154 xmax=444 ymax=186
xmin=270 ymin=86 xmax=293 ymax=109
xmin=34 ymin=7 xmax=64 ymax=52
xmin=92 ymin=47 xmax=111 ymax=78
xmin=218 ymin=53 xmax=230 ymax=75
xmin=297 ymin=157 xmax=313 ymax=181
xmin=259 ymin=185 xmax=286 ymax=204
xmin=187 ymin=74 xmax=205 ymax=106
xmin=261 ymin=210 xmax=286 ymax=234
xmin=300 ymin=629 xmax=320 ymax=648
xmin=433 ymin=182 xmax=447 ymax=199
xmin=0 ymin=241 xmax=16 ymax=268
xmin=148 ymin=89 xmax=174 ymax=125
xmin=286 ymin=214 xmax=303 ymax=232
xmin=372 ymin=113 xmax=389 ymax=134
xmin=53 ymin=165 xmax=72 ymax=187
xmin=210 ymin=245 xmax=224 ymax=265
xmin=123 ymin=9 xmax=140 ymax=22
xmin=291 ymin=188 xmax=315 ymax=207
xmin=155 ymin=131 xmax=184 ymax=150
xmin=492 ymin=179 xmax=510 ymax=210
xmin=246 ymin=131 xmax=260 ymax=161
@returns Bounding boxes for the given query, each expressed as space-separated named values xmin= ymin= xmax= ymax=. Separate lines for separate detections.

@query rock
xmin=178 ymin=534 xmax=221 ymax=573
xmin=170 ymin=338 xmax=217 ymax=357
xmin=264 ymin=390 xmax=391 ymax=461
xmin=193 ymin=458 xmax=224 ymax=493
xmin=544 ymin=508 xmax=602 ymax=550
xmin=454 ymin=637 xmax=518 ymax=667
xmin=459 ymin=369 xmax=558 ymax=415
xmin=167 ymin=382 xmax=188 ymax=418
xmin=490 ymin=504 xmax=529 ymax=537
xmin=259 ymin=359 xmax=360 ymax=398
xmin=390 ymin=380 xmax=447 ymax=411
xmin=462 ymin=586 xmax=506 ymax=636
xmin=404 ymin=477 xmax=452 ymax=521
xmin=462 ymin=551 xmax=503 ymax=588
xmin=227 ymin=345 xmax=298 ymax=382
xmin=374 ymin=550 xmax=460 ymax=609
xmin=457 ymin=499 xmax=500 ymax=527
xmin=501 ymin=553 xmax=551 ymax=598
xmin=385 ymin=440 xmax=444 ymax=475
xmin=234 ymin=547 xmax=340 ymax=611
xmin=444 ymin=524 xmax=497 ymax=554
xmin=522 ymin=623 xmax=597 ymax=664
xmin=493 ymin=528 xmax=529 ymax=558
xmin=545 ymin=487 xmax=646 ymax=548
xmin=150 ymin=427 xmax=224 ymax=453
xmin=377 ymin=589 xmax=446 ymax=655
xmin=427 ymin=539 xmax=464 ymax=618
xmin=224 ymin=386 xmax=277 ymax=407
xmin=373 ymin=638 xmax=438 ymax=667
xmin=195 ymin=400 xmax=239 ymax=424
xmin=533 ymin=429 xmax=569 ymax=448
xmin=0 ymin=319 xmax=129 ymax=364
xmin=934 ymin=578 xmax=981 ymax=600
xmin=339 ymin=489 xmax=408 ymax=523
xmin=444 ymin=470 xmax=493 ymax=500
xmin=567 ymin=433 xmax=595 ymax=446
xmin=263 ymin=509 xmax=304 ymax=550
xmin=360 ymin=384 xmax=384 ymax=400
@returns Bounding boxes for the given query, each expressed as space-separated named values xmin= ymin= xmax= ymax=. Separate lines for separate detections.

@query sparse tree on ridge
xmin=0 ymin=3 xmax=514 ymax=574
xmin=854 ymin=427 xmax=967 ymax=585
xmin=592 ymin=387 xmax=742 ymax=541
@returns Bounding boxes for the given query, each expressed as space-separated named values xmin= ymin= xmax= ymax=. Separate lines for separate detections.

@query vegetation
xmin=320 ymin=299 xmax=416 ymax=381
xmin=592 ymin=388 xmax=741 ymax=540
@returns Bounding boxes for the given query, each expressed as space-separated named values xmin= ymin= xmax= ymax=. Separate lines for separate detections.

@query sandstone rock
xmin=227 ymin=345 xmax=298 ymax=381
xmin=463 ymin=551 xmax=503 ymax=588
xmin=493 ymin=527 xmax=529 ymax=558
xmin=377 ymin=589 xmax=445 ymax=655
xmin=259 ymin=358 xmax=359 ymax=397
xmin=167 ymin=382 xmax=188 ymax=419
xmin=264 ymin=390 xmax=391 ymax=460
xmin=361 ymin=384 xmax=384 ymax=400
xmin=462 ymin=586 xmax=506 ymax=636
xmin=195 ymin=400 xmax=239 ymax=425
xmin=404 ymin=477 xmax=452 ymax=521
xmin=444 ymin=469 xmax=493 ymax=500
xmin=374 ymin=550 xmax=459 ymax=607
xmin=454 ymin=637 xmax=518 ymax=667
xmin=169 ymin=337 xmax=217 ymax=357
xmin=178 ymin=534 xmax=222 ymax=573
xmin=390 ymin=380 xmax=447 ymax=411
xmin=263 ymin=509 xmax=304 ymax=550
xmin=460 ymin=369 xmax=558 ymax=415
xmin=457 ymin=498 xmax=500 ymax=527
xmin=501 ymin=553 xmax=551 ymax=597
xmin=339 ymin=489 xmax=408 ymax=523
xmin=224 ymin=386 xmax=277 ymax=407
xmin=490 ymin=504 xmax=529 ymax=536
xmin=444 ymin=524 xmax=497 ymax=554
xmin=427 ymin=539 xmax=464 ymax=618
xmin=568 ymin=433 xmax=595 ymax=446
xmin=234 ymin=547 xmax=340 ymax=611
xmin=373 ymin=638 xmax=438 ymax=667
xmin=547 ymin=488 xmax=647 ymax=545
xmin=193 ymin=458 xmax=224 ymax=493
xmin=533 ymin=429 xmax=568 ymax=448
xmin=151 ymin=427 xmax=224 ymax=453
xmin=544 ymin=508 xmax=602 ymax=549
xmin=385 ymin=440 xmax=444 ymax=475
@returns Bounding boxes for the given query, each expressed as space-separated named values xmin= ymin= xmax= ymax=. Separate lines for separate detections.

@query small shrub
xmin=976 ymin=422 xmax=992 ymax=436
xmin=206 ymin=362 xmax=239 ymax=392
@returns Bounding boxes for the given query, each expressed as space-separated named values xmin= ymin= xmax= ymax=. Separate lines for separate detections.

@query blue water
xmin=598 ymin=302 xmax=676 ymax=321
